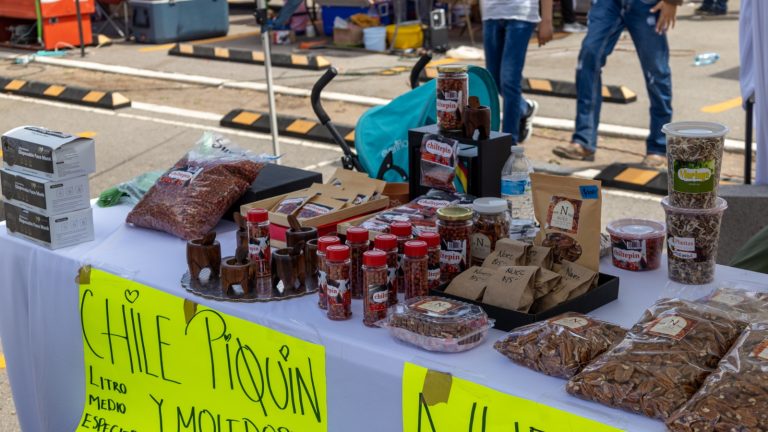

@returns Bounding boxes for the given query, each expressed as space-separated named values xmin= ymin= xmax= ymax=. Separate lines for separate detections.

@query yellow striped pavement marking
xmin=78 ymin=131 xmax=97 ymax=138
xmin=344 ymin=130 xmax=355 ymax=142
xmin=291 ymin=55 xmax=309 ymax=66
xmin=44 ymin=85 xmax=66 ymax=97
xmin=614 ymin=167 xmax=660 ymax=185
xmin=82 ymin=91 xmax=105 ymax=103
xmin=138 ymin=43 xmax=175 ymax=52
xmin=5 ymin=79 xmax=26 ymax=91
xmin=252 ymin=51 xmax=265 ymax=62
xmin=0 ymin=354 xmax=5 ymax=369
xmin=214 ymin=47 xmax=230 ymax=58
xmin=701 ymin=97 xmax=742 ymax=113
xmin=529 ymin=79 xmax=553 ymax=92
xmin=286 ymin=119 xmax=317 ymax=134
xmin=179 ymin=44 xmax=195 ymax=55
xmin=232 ymin=111 xmax=261 ymax=125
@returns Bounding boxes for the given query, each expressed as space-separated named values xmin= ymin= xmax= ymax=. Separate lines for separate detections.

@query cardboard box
xmin=2 ymin=126 xmax=96 ymax=180
xmin=1 ymin=169 xmax=90 ymax=215
xmin=4 ymin=202 xmax=94 ymax=250
xmin=333 ymin=24 xmax=363 ymax=46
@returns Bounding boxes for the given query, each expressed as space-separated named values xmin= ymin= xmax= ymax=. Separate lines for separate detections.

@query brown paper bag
xmin=534 ymin=267 xmax=562 ymax=299
xmin=482 ymin=239 xmax=530 ymax=268
xmin=482 ymin=266 xmax=539 ymax=313
xmin=531 ymin=173 xmax=602 ymax=272
xmin=532 ymin=260 xmax=598 ymax=312
xmin=444 ymin=266 xmax=495 ymax=301
xmin=527 ymin=245 xmax=554 ymax=270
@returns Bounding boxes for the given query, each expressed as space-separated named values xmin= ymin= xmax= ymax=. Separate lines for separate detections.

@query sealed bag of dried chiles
xmin=126 ymin=132 xmax=271 ymax=240
xmin=566 ymin=299 xmax=744 ymax=420
xmin=666 ymin=322 xmax=768 ymax=431
xmin=494 ymin=312 xmax=626 ymax=379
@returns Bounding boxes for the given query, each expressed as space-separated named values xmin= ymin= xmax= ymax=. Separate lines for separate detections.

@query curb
xmin=169 ymin=44 xmax=332 ymax=70
xmin=0 ymin=77 xmax=130 ymax=109
xmin=220 ymin=109 xmax=355 ymax=146
xmin=522 ymin=78 xmax=637 ymax=104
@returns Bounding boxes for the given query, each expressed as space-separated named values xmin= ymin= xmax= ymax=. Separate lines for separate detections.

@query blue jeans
xmin=702 ymin=0 xmax=727 ymax=12
xmin=484 ymin=19 xmax=536 ymax=140
xmin=572 ymin=0 xmax=672 ymax=155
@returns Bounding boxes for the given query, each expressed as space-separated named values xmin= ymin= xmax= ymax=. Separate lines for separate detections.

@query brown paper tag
xmin=527 ymin=245 xmax=554 ymax=270
xmin=482 ymin=266 xmax=539 ymax=313
xmin=482 ymin=239 xmax=530 ymax=269
xmin=444 ymin=266 xmax=494 ymax=301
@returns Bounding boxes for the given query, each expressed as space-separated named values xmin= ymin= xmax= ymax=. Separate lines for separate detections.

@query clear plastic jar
xmin=326 ymin=245 xmax=352 ymax=320
xmin=471 ymin=198 xmax=510 ymax=267
xmin=437 ymin=64 xmax=469 ymax=132
xmin=247 ymin=208 xmax=271 ymax=277
xmin=374 ymin=233 xmax=399 ymax=306
xmin=362 ymin=250 xmax=389 ymax=327
xmin=390 ymin=222 xmax=413 ymax=294
xmin=316 ymin=236 xmax=340 ymax=310
xmin=346 ymin=227 xmax=369 ymax=300
xmin=418 ymin=232 xmax=441 ymax=290
xmin=403 ymin=240 xmax=429 ymax=300
xmin=437 ymin=206 xmax=473 ymax=283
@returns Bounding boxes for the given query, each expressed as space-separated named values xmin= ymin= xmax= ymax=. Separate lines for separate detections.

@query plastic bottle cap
xmin=418 ymin=232 xmax=440 ymax=247
xmin=318 ymin=236 xmax=341 ymax=253
xmin=473 ymin=197 xmax=508 ymax=214
xmin=326 ymin=244 xmax=350 ymax=261
xmin=247 ymin=208 xmax=269 ymax=223
xmin=437 ymin=206 xmax=473 ymax=221
xmin=346 ymin=227 xmax=369 ymax=243
xmin=510 ymin=145 xmax=525 ymax=154
xmin=404 ymin=240 xmax=428 ymax=257
xmin=390 ymin=222 xmax=413 ymax=237
xmin=374 ymin=234 xmax=397 ymax=251
xmin=606 ymin=219 xmax=665 ymax=239
xmin=363 ymin=250 xmax=387 ymax=267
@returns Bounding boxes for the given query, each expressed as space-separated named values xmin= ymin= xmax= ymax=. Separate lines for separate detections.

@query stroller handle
xmin=410 ymin=54 xmax=433 ymax=90
xmin=311 ymin=67 xmax=338 ymax=125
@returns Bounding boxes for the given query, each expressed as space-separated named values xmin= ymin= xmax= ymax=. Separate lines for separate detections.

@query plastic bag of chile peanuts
xmin=126 ymin=132 xmax=274 ymax=240
xmin=420 ymin=134 xmax=459 ymax=192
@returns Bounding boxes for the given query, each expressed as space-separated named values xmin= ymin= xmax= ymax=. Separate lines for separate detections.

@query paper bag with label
xmin=444 ymin=266 xmax=495 ymax=301
xmin=482 ymin=239 xmax=530 ymax=268
xmin=482 ymin=266 xmax=539 ymax=313
xmin=533 ymin=261 xmax=598 ymax=312
xmin=527 ymin=245 xmax=554 ymax=270
xmin=534 ymin=268 xmax=562 ymax=299
xmin=531 ymin=173 xmax=602 ymax=272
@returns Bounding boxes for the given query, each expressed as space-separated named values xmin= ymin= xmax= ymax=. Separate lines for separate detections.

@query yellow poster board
xmin=77 ymin=267 xmax=327 ymax=432
xmin=402 ymin=363 xmax=622 ymax=432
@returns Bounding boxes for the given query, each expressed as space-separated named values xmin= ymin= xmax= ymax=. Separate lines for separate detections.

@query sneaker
xmin=563 ymin=22 xmax=588 ymax=33
xmin=552 ymin=144 xmax=596 ymax=162
xmin=518 ymin=99 xmax=539 ymax=143
xmin=642 ymin=154 xmax=667 ymax=169
xmin=694 ymin=6 xmax=712 ymax=14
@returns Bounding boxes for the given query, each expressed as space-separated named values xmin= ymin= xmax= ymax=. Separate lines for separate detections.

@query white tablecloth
xmin=2 ymin=205 xmax=766 ymax=432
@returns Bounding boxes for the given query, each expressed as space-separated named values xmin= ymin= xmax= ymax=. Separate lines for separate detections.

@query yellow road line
xmin=78 ymin=131 xmax=97 ymax=138
xmin=0 ymin=354 xmax=5 ymax=369
xmin=701 ymin=97 xmax=742 ymax=113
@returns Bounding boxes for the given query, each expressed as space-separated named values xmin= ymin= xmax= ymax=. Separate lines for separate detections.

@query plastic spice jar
xmin=471 ymin=198 xmax=510 ymax=267
xmin=436 ymin=64 xmax=469 ymax=132
xmin=418 ymin=232 xmax=441 ymax=290
xmin=403 ymin=240 xmax=429 ymax=300
xmin=390 ymin=222 xmax=413 ymax=294
xmin=317 ymin=236 xmax=341 ymax=310
xmin=247 ymin=208 xmax=271 ymax=277
xmin=326 ymin=245 xmax=352 ymax=320
xmin=606 ymin=219 xmax=666 ymax=272
xmin=346 ymin=227 xmax=369 ymax=300
xmin=437 ymin=206 xmax=474 ymax=283
xmin=374 ymin=233 xmax=399 ymax=306
xmin=362 ymin=250 xmax=389 ymax=327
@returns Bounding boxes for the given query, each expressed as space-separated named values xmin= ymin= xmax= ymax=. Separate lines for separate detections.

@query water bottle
xmin=500 ymin=146 xmax=535 ymax=223
xmin=694 ymin=52 xmax=720 ymax=67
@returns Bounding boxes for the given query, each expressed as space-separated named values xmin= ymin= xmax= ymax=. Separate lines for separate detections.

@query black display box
xmin=430 ymin=273 xmax=620 ymax=332
xmin=225 ymin=163 xmax=323 ymax=221
xmin=408 ymin=124 xmax=513 ymax=200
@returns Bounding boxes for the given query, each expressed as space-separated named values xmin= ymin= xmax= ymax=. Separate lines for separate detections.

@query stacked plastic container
xmin=1 ymin=126 xmax=95 ymax=249
xmin=660 ymin=122 xmax=729 ymax=285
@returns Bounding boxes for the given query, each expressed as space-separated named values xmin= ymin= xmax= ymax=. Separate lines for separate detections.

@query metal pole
xmin=256 ymin=0 xmax=280 ymax=161
xmin=74 ymin=0 xmax=86 ymax=57
xmin=745 ymin=96 xmax=754 ymax=185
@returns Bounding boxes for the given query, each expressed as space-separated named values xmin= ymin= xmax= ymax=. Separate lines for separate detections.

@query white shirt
xmin=481 ymin=0 xmax=540 ymax=23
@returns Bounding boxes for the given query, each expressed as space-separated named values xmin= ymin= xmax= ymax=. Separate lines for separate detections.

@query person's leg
xmin=712 ymin=0 xmax=728 ymax=13
xmin=626 ymin=0 xmax=673 ymax=156
xmin=569 ymin=0 xmax=624 ymax=153
xmin=498 ymin=20 xmax=537 ymax=138
xmin=483 ymin=20 xmax=505 ymax=95
xmin=561 ymin=0 xmax=576 ymax=24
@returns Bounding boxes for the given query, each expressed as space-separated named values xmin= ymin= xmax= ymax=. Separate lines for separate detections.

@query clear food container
xmin=606 ymin=218 xmax=665 ymax=271
xmin=379 ymin=296 xmax=493 ymax=352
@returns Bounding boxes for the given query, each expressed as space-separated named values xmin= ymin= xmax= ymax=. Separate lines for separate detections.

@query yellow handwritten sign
xmin=402 ymin=363 xmax=622 ymax=432
xmin=77 ymin=267 xmax=327 ymax=432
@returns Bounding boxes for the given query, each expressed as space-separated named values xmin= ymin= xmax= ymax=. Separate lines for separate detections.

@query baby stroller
xmin=311 ymin=56 xmax=501 ymax=183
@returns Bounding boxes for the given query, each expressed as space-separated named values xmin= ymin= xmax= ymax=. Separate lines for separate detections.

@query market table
xmin=1 ymin=204 xmax=765 ymax=432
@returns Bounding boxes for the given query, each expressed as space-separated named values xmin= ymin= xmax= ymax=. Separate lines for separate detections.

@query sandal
xmin=552 ymin=144 xmax=596 ymax=162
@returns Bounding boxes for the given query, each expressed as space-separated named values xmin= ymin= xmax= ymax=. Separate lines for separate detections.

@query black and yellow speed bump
xmin=221 ymin=109 xmax=355 ymax=145
xmin=523 ymin=78 xmax=637 ymax=104
xmin=0 ymin=77 xmax=131 ymax=109
xmin=169 ymin=44 xmax=331 ymax=70
xmin=595 ymin=163 xmax=667 ymax=195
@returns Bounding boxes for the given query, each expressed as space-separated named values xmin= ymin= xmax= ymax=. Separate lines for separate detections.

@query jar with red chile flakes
xmin=390 ymin=222 xmax=413 ymax=294
xmin=326 ymin=245 xmax=352 ymax=320
xmin=362 ymin=250 xmax=389 ymax=327
xmin=345 ymin=227 xmax=369 ymax=300
xmin=606 ymin=219 xmax=665 ymax=272
xmin=436 ymin=64 xmax=469 ymax=132
xmin=247 ymin=208 xmax=271 ymax=277
xmin=418 ymin=232 xmax=441 ymax=290
xmin=403 ymin=240 xmax=429 ymax=300
xmin=437 ymin=206 xmax=473 ymax=283
xmin=374 ymin=233 xmax=399 ymax=306
xmin=317 ymin=236 xmax=341 ymax=310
